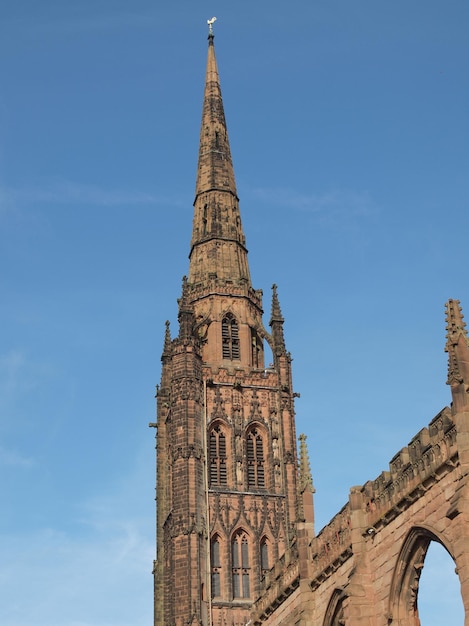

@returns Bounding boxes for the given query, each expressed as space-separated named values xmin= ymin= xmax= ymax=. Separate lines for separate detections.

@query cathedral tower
xmin=153 ymin=27 xmax=314 ymax=626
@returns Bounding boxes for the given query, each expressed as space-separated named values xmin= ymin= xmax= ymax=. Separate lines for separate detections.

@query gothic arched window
xmin=246 ymin=428 xmax=265 ymax=489
xmin=222 ymin=313 xmax=240 ymax=360
xmin=232 ymin=531 xmax=250 ymax=599
xmin=211 ymin=536 xmax=222 ymax=598
xmin=209 ymin=425 xmax=227 ymax=487
xmin=260 ymin=537 xmax=269 ymax=573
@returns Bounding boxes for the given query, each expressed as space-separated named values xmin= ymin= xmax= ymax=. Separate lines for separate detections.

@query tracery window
xmin=209 ymin=425 xmax=227 ymax=486
xmin=211 ymin=536 xmax=222 ymax=598
xmin=232 ymin=531 xmax=250 ymax=599
xmin=222 ymin=313 xmax=240 ymax=360
xmin=247 ymin=428 xmax=265 ymax=489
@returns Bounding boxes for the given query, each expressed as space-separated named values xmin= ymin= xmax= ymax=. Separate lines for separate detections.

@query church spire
xmin=194 ymin=29 xmax=237 ymax=201
xmin=188 ymin=28 xmax=251 ymax=287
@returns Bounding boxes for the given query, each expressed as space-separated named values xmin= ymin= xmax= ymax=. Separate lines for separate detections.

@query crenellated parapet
xmin=310 ymin=505 xmax=353 ymax=590
xmin=305 ymin=407 xmax=457 ymax=591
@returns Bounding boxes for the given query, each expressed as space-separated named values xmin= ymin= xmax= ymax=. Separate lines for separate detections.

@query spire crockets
xmin=189 ymin=30 xmax=251 ymax=287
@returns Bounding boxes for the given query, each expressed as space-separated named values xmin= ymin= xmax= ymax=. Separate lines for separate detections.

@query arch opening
xmin=388 ymin=526 xmax=463 ymax=625
xmin=418 ymin=541 xmax=464 ymax=625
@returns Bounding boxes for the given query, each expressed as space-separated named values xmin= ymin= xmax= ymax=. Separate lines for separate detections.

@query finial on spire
xmin=207 ymin=16 xmax=217 ymax=36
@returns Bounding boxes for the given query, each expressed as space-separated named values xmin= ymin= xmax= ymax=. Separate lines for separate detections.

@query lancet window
xmin=211 ymin=536 xmax=222 ymax=598
xmin=209 ymin=425 xmax=227 ymax=487
xmin=260 ymin=538 xmax=269 ymax=573
xmin=222 ymin=313 xmax=240 ymax=360
xmin=231 ymin=531 xmax=250 ymax=599
xmin=246 ymin=428 xmax=265 ymax=489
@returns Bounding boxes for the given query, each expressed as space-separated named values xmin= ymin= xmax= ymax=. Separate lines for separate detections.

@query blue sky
xmin=0 ymin=2 xmax=467 ymax=625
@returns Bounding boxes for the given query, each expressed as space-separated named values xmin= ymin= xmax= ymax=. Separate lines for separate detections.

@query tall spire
xmin=188 ymin=28 xmax=251 ymax=287
xmin=194 ymin=28 xmax=237 ymax=200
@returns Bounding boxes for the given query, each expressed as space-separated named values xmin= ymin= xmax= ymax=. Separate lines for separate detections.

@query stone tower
xmin=153 ymin=30 xmax=314 ymax=626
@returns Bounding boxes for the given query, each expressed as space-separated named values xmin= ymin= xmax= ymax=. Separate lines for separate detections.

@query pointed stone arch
xmin=231 ymin=528 xmax=252 ymax=600
xmin=210 ymin=532 xmax=225 ymax=599
xmin=323 ymin=587 xmax=346 ymax=626
xmin=388 ymin=525 xmax=457 ymax=624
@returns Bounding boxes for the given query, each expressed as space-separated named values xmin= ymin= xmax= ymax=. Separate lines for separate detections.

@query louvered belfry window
xmin=247 ymin=428 xmax=265 ymax=489
xmin=209 ymin=425 xmax=227 ymax=487
xmin=222 ymin=313 xmax=240 ymax=360
xmin=232 ymin=532 xmax=250 ymax=599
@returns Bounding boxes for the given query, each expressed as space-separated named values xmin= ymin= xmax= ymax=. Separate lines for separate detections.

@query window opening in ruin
xmin=418 ymin=541 xmax=463 ymax=625
xmin=232 ymin=531 xmax=250 ymax=599
xmin=247 ymin=428 xmax=265 ymax=489
xmin=209 ymin=425 xmax=227 ymax=487
xmin=222 ymin=313 xmax=240 ymax=360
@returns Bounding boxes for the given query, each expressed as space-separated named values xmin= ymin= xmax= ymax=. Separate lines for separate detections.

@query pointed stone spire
xmin=194 ymin=30 xmax=237 ymax=201
xmin=188 ymin=31 xmax=251 ymax=287
xmin=270 ymin=284 xmax=286 ymax=354
xmin=445 ymin=299 xmax=469 ymax=412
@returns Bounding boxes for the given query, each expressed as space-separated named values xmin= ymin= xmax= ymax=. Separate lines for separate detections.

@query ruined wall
xmin=252 ymin=405 xmax=469 ymax=625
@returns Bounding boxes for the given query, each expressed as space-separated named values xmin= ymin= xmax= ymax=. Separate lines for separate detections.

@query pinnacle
xmin=163 ymin=320 xmax=172 ymax=357
xmin=445 ymin=299 xmax=468 ymax=348
xmin=444 ymin=299 xmax=469 ymax=388
xmin=270 ymin=284 xmax=284 ymax=324
xmin=299 ymin=434 xmax=314 ymax=493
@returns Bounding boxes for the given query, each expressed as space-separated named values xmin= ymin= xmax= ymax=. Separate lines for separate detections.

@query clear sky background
xmin=0 ymin=2 xmax=468 ymax=625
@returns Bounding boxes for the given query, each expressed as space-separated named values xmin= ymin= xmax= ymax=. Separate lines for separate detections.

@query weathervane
xmin=207 ymin=16 xmax=217 ymax=35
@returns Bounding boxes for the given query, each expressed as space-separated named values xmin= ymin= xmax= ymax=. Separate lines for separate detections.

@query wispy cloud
xmin=251 ymin=186 xmax=380 ymax=219
xmin=0 ymin=524 xmax=153 ymax=626
xmin=0 ymin=444 xmax=34 ymax=468
xmin=2 ymin=7 xmax=159 ymax=37
xmin=0 ymin=350 xmax=24 ymax=394
xmin=0 ymin=447 xmax=154 ymax=626
xmin=0 ymin=180 xmax=177 ymax=209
